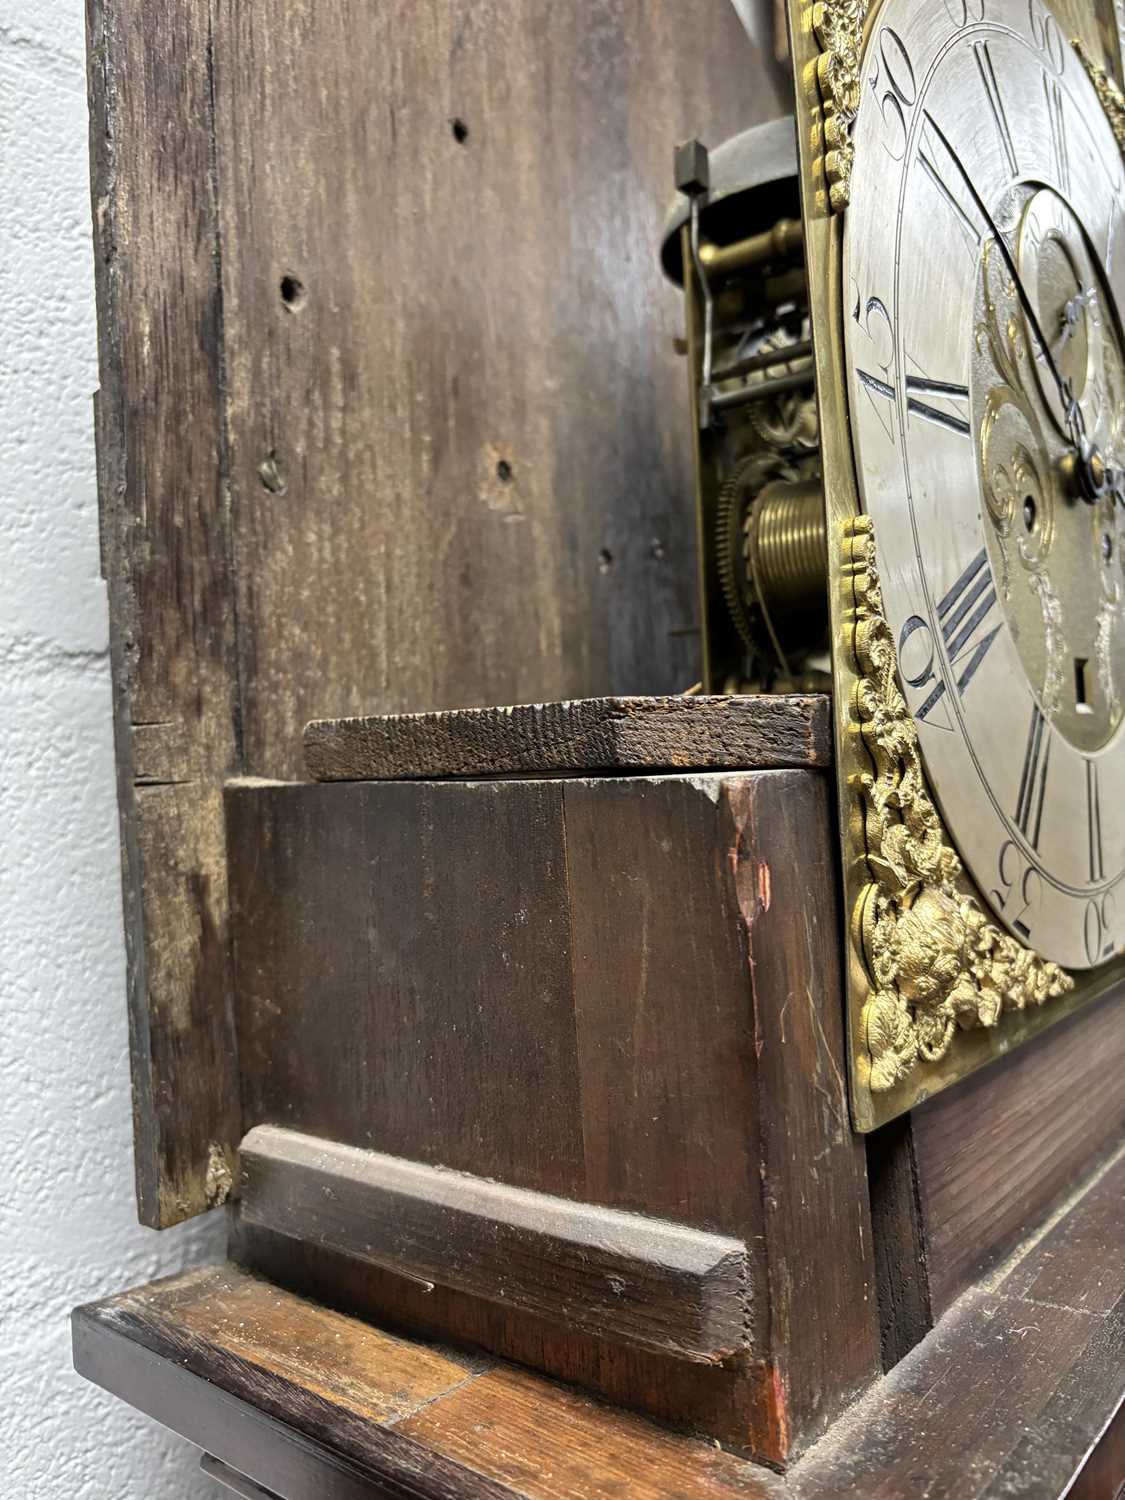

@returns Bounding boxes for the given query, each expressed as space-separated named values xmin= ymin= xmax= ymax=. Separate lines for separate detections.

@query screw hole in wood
xmin=280 ymin=275 xmax=306 ymax=311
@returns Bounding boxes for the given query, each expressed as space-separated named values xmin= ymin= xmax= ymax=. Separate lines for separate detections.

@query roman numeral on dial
xmin=1014 ymin=705 xmax=1051 ymax=850
xmin=974 ymin=40 xmax=1019 ymax=177
xmin=917 ymin=549 xmax=1002 ymax=720
xmin=905 ymin=375 xmax=971 ymax=436
xmin=919 ymin=113 xmax=983 ymax=254
xmin=1044 ymin=74 xmax=1070 ymax=195
xmin=853 ymin=371 xmax=972 ymax=439
xmin=1087 ymin=759 xmax=1105 ymax=882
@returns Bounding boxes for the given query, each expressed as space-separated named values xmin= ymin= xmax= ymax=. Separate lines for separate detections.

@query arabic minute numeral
xmin=1085 ymin=892 xmax=1117 ymax=964
xmin=991 ymin=840 xmax=1041 ymax=941
xmin=870 ymin=28 xmax=916 ymax=162
xmin=1028 ymin=0 xmax=1067 ymax=76
xmin=853 ymin=293 xmax=897 ymax=446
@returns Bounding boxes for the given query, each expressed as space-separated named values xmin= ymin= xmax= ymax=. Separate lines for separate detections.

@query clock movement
xmin=666 ymin=0 xmax=1125 ymax=1128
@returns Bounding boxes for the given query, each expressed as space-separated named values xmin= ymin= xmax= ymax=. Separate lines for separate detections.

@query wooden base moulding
xmin=73 ymin=1143 xmax=1125 ymax=1499
xmin=225 ymin=763 xmax=879 ymax=1467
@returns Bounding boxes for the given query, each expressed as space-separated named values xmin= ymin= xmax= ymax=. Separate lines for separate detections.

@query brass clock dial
xmin=843 ymin=0 xmax=1125 ymax=971
xmin=665 ymin=0 xmax=1125 ymax=1126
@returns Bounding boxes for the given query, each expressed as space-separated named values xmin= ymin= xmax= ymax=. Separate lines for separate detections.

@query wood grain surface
xmin=209 ymin=1 xmax=786 ymax=780
xmin=229 ymin=1215 xmax=776 ymax=1478
xmin=303 ymin=696 xmax=832 ymax=781
xmin=89 ymin=0 xmax=786 ymax=1225
xmin=75 ymin=1147 xmax=1125 ymax=1498
xmin=911 ymin=985 xmax=1125 ymax=1319
xmin=865 ymin=1116 xmax=933 ymax=1371
xmin=87 ymin=0 xmax=242 ymax=1227
xmin=239 ymin=1126 xmax=751 ymax=1364
xmin=795 ymin=1145 xmax=1125 ymax=1499
xmin=226 ymin=769 xmax=878 ymax=1464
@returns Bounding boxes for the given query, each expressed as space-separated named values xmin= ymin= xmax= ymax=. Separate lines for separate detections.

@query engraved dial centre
xmin=973 ymin=186 xmax=1125 ymax=751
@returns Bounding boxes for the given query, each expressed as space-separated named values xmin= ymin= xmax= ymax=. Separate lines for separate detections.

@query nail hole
xmin=257 ymin=449 xmax=289 ymax=495
xmin=598 ymin=548 xmax=614 ymax=574
xmin=1023 ymin=495 xmax=1037 ymax=532
xmin=280 ymin=275 xmax=306 ymax=311
xmin=451 ymin=117 xmax=469 ymax=144
xmin=496 ymin=459 xmax=513 ymax=483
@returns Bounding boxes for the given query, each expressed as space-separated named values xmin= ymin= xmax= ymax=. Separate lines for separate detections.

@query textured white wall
xmin=0 ymin=3 xmax=223 ymax=1495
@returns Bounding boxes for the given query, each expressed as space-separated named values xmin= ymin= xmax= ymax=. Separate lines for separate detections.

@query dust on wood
xmin=240 ymin=1125 xmax=752 ymax=1364
xmin=304 ymin=695 xmax=832 ymax=781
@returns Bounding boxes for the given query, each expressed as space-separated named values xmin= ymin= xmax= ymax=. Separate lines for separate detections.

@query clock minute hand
xmin=924 ymin=116 xmax=1085 ymax=446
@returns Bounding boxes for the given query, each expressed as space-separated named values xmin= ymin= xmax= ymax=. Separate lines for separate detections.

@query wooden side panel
xmin=209 ymin=0 xmax=786 ymax=781
xmin=560 ymin=777 xmax=767 ymax=1239
xmin=90 ymin=0 xmax=787 ymax=1225
xmin=561 ymin=771 xmax=880 ymax=1452
xmin=87 ymin=0 xmax=241 ymax=1225
xmin=728 ymin=772 xmax=880 ymax=1456
xmin=911 ymin=984 xmax=1125 ymax=1319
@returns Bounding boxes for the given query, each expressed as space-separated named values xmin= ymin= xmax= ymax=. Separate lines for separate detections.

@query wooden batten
xmin=239 ymin=1125 xmax=751 ymax=1365
xmin=303 ymin=695 xmax=832 ymax=781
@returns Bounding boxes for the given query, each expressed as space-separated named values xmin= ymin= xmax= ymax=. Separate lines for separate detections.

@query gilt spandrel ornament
xmin=812 ymin=0 xmax=870 ymax=211
xmin=845 ymin=516 xmax=1073 ymax=1095
xmin=1076 ymin=37 xmax=1125 ymax=151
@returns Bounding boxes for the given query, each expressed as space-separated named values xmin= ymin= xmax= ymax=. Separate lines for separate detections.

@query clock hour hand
xmin=922 ymin=117 xmax=1089 ymax=452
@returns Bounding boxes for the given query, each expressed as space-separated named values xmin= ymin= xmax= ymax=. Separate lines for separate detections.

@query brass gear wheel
xmin=716 ymin=455 xmax=763 ymax=654
xmin=715 ymin=452 xmax=798 ymax=655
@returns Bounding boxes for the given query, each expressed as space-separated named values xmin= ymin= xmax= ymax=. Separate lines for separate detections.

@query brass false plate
xmin=786 ymin=0 xmax=1125 ymax=1131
